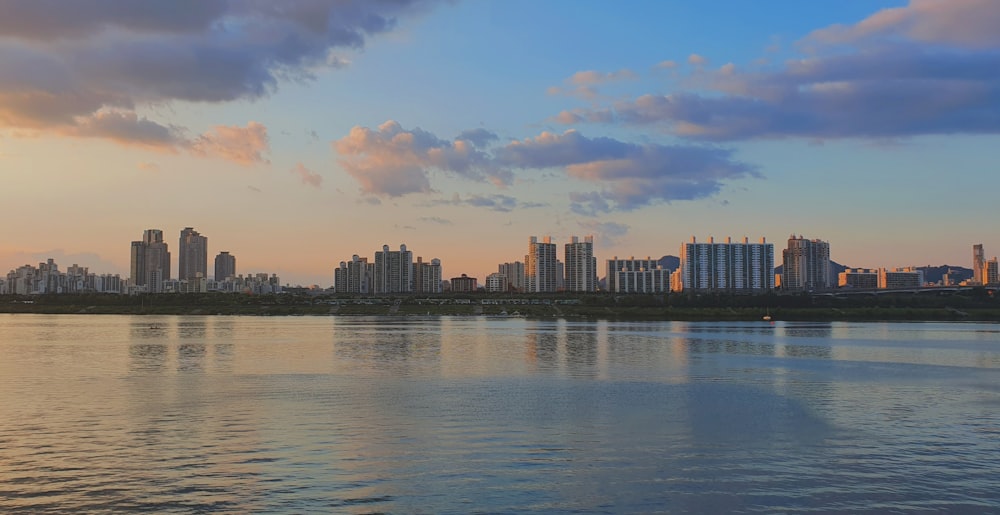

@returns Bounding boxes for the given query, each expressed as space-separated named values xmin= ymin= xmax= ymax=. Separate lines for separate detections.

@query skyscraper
xmin=782 ymin=235 xmax=832 ymax=291
xmin=374 ymin=244 xmax=413 ymax=294
xmin=413 ymin=256 xmax=442 ymax=293
xmin=564 ymin=235 xmax=596 ymax=292
xmin=130 ymin=229 xmax=170 ymax=292
xmin=526 ymin=236 xmax=558 ymax=293
xmin=334 ymin=255 xmax=371 ymax=293
xmin=498 ymin=261 xmax=525 ymax=292
xmin=677 ymin=236 xmax=774 ymax=292
xmin=973 ymin=244 xmax=985 ymax=284
xmin=214 ymin=251 xmax=236 ymax=281
xmin=179 ymin=227 xmax=208 ymax=281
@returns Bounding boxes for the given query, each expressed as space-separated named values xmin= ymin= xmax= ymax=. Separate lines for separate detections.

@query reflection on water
xmin=0 ymin=315 xmax=998 ymax=513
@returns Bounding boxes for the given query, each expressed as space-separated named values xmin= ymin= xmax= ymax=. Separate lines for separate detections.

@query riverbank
xmin=3 ymin=293 xmax=1000 ymax=321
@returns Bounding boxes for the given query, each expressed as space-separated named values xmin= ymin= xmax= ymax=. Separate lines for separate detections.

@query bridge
xmin=810 ymin=286 xmax=999 ymax=297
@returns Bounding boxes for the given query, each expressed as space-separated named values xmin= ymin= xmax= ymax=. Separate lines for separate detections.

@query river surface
xmin=1 ymin=315 xmax=999 ymax=514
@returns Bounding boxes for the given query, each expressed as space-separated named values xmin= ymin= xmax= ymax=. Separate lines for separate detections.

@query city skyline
xmin=3 ymin=1 xmax=1000 ymax=286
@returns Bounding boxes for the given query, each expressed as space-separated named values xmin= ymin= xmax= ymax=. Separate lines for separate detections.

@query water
xmin=1 ymin=315 xmax=999 ymax=513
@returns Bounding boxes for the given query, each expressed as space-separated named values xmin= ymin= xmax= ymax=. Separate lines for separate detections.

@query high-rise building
xmin=334 ymin=255 xmax=372 ymax=294
xmin=130 ymin=229 xmax=170 ymax=292
xmin=525 ymin=236 xmax=558 ymax=293
xmin=606 ymin=257 xmax=670 ymax=293
xmin=214 ymin=251 xmax=236 ymax=281
xmin=677 ymin=236 xmax=774 ymax=293
xmin=179 ymin=227 xmax=208 ymax=281
xmin=564 ymin=236 xmax=596 ymax=292
xmin=498 ymin=262 xmax=525 ymax=292
xmin=374 ymin=244 xmax=413 ymax=294
xmin=414 ymin=257 xmax=442 ymax=293
xmin=985 ymin=257 xmax=999 ymax=285
xmin=782 ymin=235 xmax=832 ymax=291
xmin=973 ymin=244 xmax=985 ymax=284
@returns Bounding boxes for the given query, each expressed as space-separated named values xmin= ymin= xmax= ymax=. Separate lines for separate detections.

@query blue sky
xmin=1 ymin=0 xmax=998 ymax=286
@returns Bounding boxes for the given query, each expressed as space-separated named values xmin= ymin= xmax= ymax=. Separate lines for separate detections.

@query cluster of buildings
xmin=2 ymin=228 xmax=280 ymax=295
xmin=3 ymin=229 xmax=998 ymax=296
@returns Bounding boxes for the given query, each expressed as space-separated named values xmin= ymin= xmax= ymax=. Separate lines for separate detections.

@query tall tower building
xmin=413 ymin=257 xmax=442 ymax=294
xmin=214 ymin=251 xmax=236 ymax=281
xmin=985 ymin=257 xmax=999 ymax=286
xmin=678 ymin=236 xmax=773 ymax=292
xmin=564 ymin=235 xmax=596 ymax=292
xmin=973 ymin=244 xmax=985 ymax=284
xmin=334 ymin=255 xmax=371 ymax=293
xmin=374 ymin=244 xmax=413 ymax=294
xmin=130 ymin=229 xmax=170 ymax=292
xmin=498 ymin=261 xmax=525 ymax=292
xmin=179 ymin=227 xmax=208 ymax=281
xmin=782 ymin=235 xmax=832 ymax=291
xmin=526 ymin=236 xmax=558 ymax=293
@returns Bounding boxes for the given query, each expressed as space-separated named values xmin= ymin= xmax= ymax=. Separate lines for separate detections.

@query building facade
xmin=525 ymin=236 xmax=558 ymax=293
xmin=374 ymin=244 xmax=413 ymax=294
xmin=178 ymin=227 xmax=208 ymax=281
xmin=985 ymin=257 xmax=999 ymax=285
xmin=334 ymin=255 xmax=372 ymax=294
xmin=564 ymin=235 xmax=596 ymax=292
xmin=973 ymin=244 xmax=985 ymax=284
xmin=450 ymin=274 xmax=478 ymax=293
xmin=130 ymin=229 xmax=171 ymax=293
xmin=414 ymin=257 xmax=443 ymax=293
xmin=485 ymin=273 xmax=507 ymax=293
xmin=878 ymin=267 xmax=925 ymax=289
xmin=498 ymin=261 xmax=525 ymax=292
xmin=214 ymin=251 xmax=236 ymax=281
xmin=838 ymin=268 xmax=879 ymax=289
xmin=782 ymin=235 xmax=832 ymax=291
xmin=677 ymin=236 xmax=774 ymax=293
xmin=606 ymin=257 xmax=661 ymax=292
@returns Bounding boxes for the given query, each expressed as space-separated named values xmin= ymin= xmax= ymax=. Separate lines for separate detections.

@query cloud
xmin=656 ymin=60 xmax=678 ymax=69
xmin=456 ymin=128 xmax=499 ymax=148
xmin=418 ymin=216 xmax=452 ymax=225
xmin=555 ymin=1 xmax=1000 ymax=142
xmin=137 ymin=162 xmax=160 ymax=173
xmin=497 ymin=130 xmax=757 ymax=213
xmin=549 ymin=68 xmax=637 ymax=99
xmin=427 ymin=193 xmax=546 ymax=212
xmin=290 ymin=163 xmax=322 ymax=188
xmin=191 ymin=122 xmax=270 ymax=164
xmin=578 ymin=221 xmax=630 ymax=247
xmin=688 ymin=54 xmax=708 ymax=66
xmin=0 ymin=1 xmax=438 ymax=159
xmin=333 ymin=120 xmax=510 ymax=197
xmin=807 ymin=0 xmax=1000 ymax=49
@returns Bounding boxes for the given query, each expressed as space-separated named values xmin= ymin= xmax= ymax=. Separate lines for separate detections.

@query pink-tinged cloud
xmin=333 ymin=120 xmax=509 ymax=197
xmin=191 ymin=122 xmax=270 ymax=165
xmin=808 ymin=0 xmax=1000 ymax=49
xmin=290 ymin=163 xmax=323 ymax=188
xmin=688 ymin=54 xmax=708 ymax=66
xmin=550 ymin=68 xmax=637 ymax=100
xmin=556 ymin=2 xmax=1000 ymax=141
xmin=0 ymin=1 xmax=440 ymax=154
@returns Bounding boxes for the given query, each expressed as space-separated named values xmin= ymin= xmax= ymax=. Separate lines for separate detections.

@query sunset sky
xmin=2 ymin=0 xmax=999 ymax=286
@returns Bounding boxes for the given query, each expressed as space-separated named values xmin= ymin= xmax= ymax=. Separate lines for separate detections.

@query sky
xmin=2 ymin=0 xmax=999 ymax=287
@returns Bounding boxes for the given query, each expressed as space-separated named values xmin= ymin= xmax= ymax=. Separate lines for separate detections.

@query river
xmin=1 ymin=315 xmax=998 ymax=513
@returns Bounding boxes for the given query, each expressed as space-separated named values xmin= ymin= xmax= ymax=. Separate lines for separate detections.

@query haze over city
xmin=2 ymin=0 xmax=999 ymax=286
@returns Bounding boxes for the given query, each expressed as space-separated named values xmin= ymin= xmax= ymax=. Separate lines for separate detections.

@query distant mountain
xmin=658 ymin=255 xmax=680 ymax=272
xmin=916 ymin=265 xmax=973 ymax=285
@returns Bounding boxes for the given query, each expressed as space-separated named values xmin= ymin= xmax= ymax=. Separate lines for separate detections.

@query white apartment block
xmin=677 ymin=236 xmax=774 ymax=293
xmin=564 ymin=236 xmax=596 ymax=292
xmin=374 ymin=244 xmax=413 ymax=294
xmin=878 ymin=267 xmax=925 ymax=289
xmin=606 ymin=257 xmax=670 ymax=293
xmin=526 ymin=236 xmax=558 ymax=293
